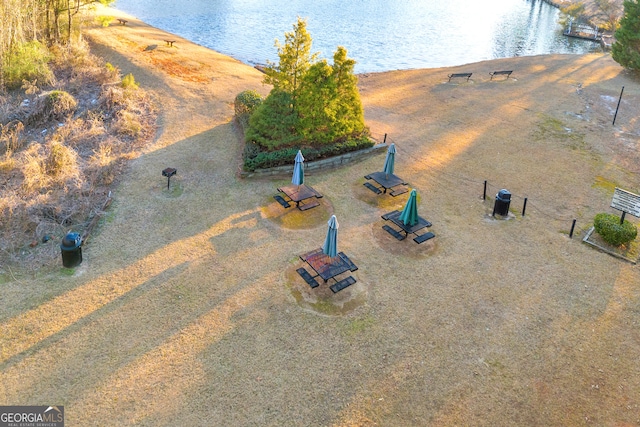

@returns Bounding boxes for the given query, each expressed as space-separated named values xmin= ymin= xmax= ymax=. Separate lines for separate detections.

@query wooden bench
xmin=273 ymin=195 xmax=290 ymax=208
xmin=117 ymin=18 xmax=128 ymax=25
xmin=297 ymin=268 xmax=320 ymax=288
xmin=363 ymin=182 xmax=382 ymax=194
xmin=448 ymin=72 xmax=472 ymax=82
xmin=413 ymin=232 xmax=435 ymax=244
xmin=383 ymin=225 xmax=405 ymax=241
xmin=164 ymin=40 xmax=176 ymax=47
xmin=390 ymin=186 xmax=408 ymax=197
xmin=330 ymin=276 xmax=356 ymax=293
xmin=489 ymin=70 xmax=513 ymax=80
xmin=298 ymin=199 xmax=320 ymax=211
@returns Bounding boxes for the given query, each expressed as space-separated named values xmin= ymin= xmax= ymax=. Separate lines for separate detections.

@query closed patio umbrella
xmin=383 ymin=143 xmax=396 ymax=178
xmin=322 ymin=215 xmax=339 ymax=258
xmin=292 ymin=150 xmax=305 ymax=186
xmin=398 ymin=189 xmax=418 ymax=226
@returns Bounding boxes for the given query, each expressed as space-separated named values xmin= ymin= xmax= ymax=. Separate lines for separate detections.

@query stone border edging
xmin=583 ymin=226 xmax=638 ymax=265
xmin=239 ymin=143 xmax=388 ymax=179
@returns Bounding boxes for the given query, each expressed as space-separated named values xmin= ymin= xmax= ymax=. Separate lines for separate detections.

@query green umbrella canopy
xmin=322 ymin=215 xmax=339 ymax=258
xmin=383 ymin=143 xmax=396 ymax=177
xmin=398 ymin=189 xmax=418 ymax=226
xmin=292 ymin=150 xmax=304 ymax=186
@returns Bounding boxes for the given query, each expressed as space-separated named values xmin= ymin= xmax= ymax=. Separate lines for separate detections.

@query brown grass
xmin=1 ymin=5 xmax=640 ymax=427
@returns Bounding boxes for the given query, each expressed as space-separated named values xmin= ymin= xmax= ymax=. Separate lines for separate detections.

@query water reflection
xmin=115 ymin=0 xmax=602 ymax=73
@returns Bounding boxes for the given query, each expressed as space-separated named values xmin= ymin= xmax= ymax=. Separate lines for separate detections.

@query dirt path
xmin=1 ymin=6 xmax=640 ymax=426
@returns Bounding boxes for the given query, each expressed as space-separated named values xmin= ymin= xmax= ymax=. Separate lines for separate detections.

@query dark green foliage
xmin=245 ymin=89 xmax=301 ymax=150
xmin=594 ymin=212 xmax=638 ymax=246
xmin=234 ymin=90 xmax=264 ymax=130
xmin=243 ymin=135 xmax=373 ymax=171
xmin=245 ymin=18 xmax=368 ymax=153
xmin=612 ymin=0 xmax=640 ymax=70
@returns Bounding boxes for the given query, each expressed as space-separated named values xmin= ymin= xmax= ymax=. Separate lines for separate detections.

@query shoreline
xmin=101 ymin=2 xmax=595 ymax=75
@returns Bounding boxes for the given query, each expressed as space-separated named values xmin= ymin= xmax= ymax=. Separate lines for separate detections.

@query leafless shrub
xmin=0 ymin=121 xmax=25 ymax=156
xmin=20 ymin=143 xmax=48 ymax=192
xmin=113 ymin=109 xmax=142 ymax=137
xmin=1 ymin=38 xmax=157 ymax=272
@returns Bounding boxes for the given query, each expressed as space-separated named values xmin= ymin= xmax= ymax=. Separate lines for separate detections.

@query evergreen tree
xmin=330 ymin=46 xmax=366 ymax=138
xmin=245 ymin=89 xmax=301 ymax=150
xmin=247 ymin=19 xmax=368 ymax=150
xmin=612 ymin=0 xmax=640 ymax=70
xmin=263 ymin=17 xmax=318 ymax=94
xmin=296 ymin=60 xmax=337 ymax=144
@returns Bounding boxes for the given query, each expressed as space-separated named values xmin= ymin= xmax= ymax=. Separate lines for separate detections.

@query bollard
xmin=483 ymin=180 xmax=487 ymax=200
xmin=569 ymin=219 xmax=576 ymax=238
xmin=522 ymin=197 xmax=527 ymax=216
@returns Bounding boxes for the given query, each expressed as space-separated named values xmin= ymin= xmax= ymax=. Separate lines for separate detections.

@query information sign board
xmin=611 ymin=187 xmax=640 ymax=218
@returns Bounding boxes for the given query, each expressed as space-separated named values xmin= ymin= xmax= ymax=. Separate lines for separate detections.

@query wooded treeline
xmin=0 ymin=0 xmax=111 ymax=88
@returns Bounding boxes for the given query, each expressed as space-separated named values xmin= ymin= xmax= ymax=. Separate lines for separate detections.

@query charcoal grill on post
xmin=162 ymin=167 xmax=177 ymax=189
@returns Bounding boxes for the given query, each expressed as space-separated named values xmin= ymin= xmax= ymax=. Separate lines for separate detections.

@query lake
xmin=114 ymin=0 xmax=602 ymax=73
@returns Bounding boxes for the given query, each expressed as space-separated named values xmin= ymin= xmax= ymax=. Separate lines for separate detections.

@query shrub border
xmin=239 ymin=143 xmax=387 ymax=179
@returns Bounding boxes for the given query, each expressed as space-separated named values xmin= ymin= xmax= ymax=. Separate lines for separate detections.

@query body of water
xmin=114 ymin=0 xmax=602 ymax=73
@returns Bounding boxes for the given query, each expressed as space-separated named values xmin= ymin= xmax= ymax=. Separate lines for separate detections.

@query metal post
xmin=612 ymin=86 xmax=624 ymax=126
xmin=522 ymin=197 xmax=527 ymax=216
xmin=383 ymin=133 xmax=387 ymax=144
xmin=569 ymin=219 xmax=576 ymax=238
xmin=620 ymin=211 xmax=626 ymax=225
xmin=483 ymin=180 xmax=487 ymax=200
xmin=167 ymin=176 xmax=171 ymax=189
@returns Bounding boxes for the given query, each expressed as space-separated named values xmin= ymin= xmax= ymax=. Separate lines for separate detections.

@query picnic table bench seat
xmin=390 ymin=186 xmax=409 ymax=197
xmin=297 ymin=268 xmax=320 ymax=288
xmin=274 ymin=194 xmax=290 ymax=208
xmin=330 ymin=276 xmax=356 ymax=293
xmin=413 ymin=232 xmax=435 ymax=244
xmin=117 ymin=18 xmax=128 ymax=25
xmin=298 ymin=199 xmax=320 ymax=210
xmin=363 ymin=182 xmax=382 ymax=194
xmin=383 ymin=224 xmax=406 ymax=241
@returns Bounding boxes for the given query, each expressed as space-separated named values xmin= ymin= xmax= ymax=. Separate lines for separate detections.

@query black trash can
xmin=60 ymin=232 xmax=82 ymax=268
xmin=493 ymin=189 xmax=511 ymax=216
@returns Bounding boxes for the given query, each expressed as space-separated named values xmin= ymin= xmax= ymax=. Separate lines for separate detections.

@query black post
xmin=483 ymin=180 xmax=487 ymax=200
xmin=383 ymin=133 xmax=387 ymax=144
xmin=166 ymin=176 xmax=171 ymax=189
xmin=620 ymin=211 xmax=626 ymax=225
xmin=612 ymin=86 xmax=624 ymax=126
xmin=569 ymin=219 xmax=576 ymax=238
xmin=522 ymin=197 xmax=528 ymax=216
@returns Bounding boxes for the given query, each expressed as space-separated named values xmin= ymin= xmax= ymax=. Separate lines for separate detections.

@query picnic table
xmin=297 ymin=248 xmax=358 ymax=293
xmin=381 ymin=210 xmax=435 ymax=243
xmin=364 ymin=172 xmax=409 ymax=196
xmin=276 ymin=184 xmax=323 ymax=210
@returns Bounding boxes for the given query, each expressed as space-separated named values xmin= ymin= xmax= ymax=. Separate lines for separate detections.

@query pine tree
xmin=612 ymin=0 xmax=640 ymax=70
xmin=248 ymin=19 xmax=368 ymax=150
xmin=263 ymin=17 xmax=318 ymax=94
